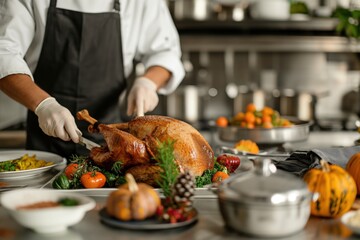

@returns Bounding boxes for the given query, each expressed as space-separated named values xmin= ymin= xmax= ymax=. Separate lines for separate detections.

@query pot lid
xmin=218 ymin=158 xmax=310 ymax=206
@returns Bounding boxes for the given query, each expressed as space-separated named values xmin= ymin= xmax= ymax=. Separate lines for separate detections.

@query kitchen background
xmin=1 ymin=0 xmax=360 ymax=134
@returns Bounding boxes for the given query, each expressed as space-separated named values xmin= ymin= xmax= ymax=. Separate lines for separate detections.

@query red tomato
xmin=80 ymin=171 xmax=106 ymax=188
xmin=64 ymin=163 xmax=79 ymax=180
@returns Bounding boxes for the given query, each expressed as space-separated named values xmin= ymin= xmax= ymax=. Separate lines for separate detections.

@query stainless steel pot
xmin=165 ymin=85 xmax=208 ymax=124
xmin=273 ymin=89 xmax=315 ymax=122
xmin=172 ymin=0 xmax=216 ymax=20
xmin=216 ymin=158 xmax=312 ymax=237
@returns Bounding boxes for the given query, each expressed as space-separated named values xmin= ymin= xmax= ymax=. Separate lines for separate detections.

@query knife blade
xmin=78 ymin=136 xmax=100 ymax=150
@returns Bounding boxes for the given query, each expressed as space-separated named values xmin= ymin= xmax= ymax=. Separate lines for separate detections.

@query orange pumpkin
xmin=106 ymin=173 xmax=161 ymax=221
xmin=346 ymin=152 xmax=360 ymax=194
xmin=303 ymin=159 xmax=357 ymax=218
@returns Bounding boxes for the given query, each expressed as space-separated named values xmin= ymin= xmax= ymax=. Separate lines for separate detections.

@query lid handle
xmin=254 ymin=158 xmax=277 ymax=176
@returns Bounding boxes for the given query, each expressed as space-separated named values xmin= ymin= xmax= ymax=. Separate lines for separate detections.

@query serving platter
xmin=99 ymin=208 xmax=198 ymax=230
xmin=43 ymin=182 xmax=217 ymax=199
xmin=0 ymin=150 xmax=66 ymax=179
xmin=217 ymin=117 xmax=311 ymax=144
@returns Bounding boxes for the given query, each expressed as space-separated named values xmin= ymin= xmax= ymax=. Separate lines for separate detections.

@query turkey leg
xmin=76 ymin=109 xmax=151 ymax=169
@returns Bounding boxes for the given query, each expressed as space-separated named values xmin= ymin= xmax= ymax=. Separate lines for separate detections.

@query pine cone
xmin=172 ymin=171 xmax=195 ymax=210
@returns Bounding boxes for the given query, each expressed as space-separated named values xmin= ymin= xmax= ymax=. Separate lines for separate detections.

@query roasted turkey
xmin=77 ymin=110 xmax=214 ymax=186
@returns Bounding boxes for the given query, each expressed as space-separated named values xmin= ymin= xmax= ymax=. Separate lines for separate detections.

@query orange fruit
xmin=233 ymin=112 xmax=244 ymax=121
xmin=262 ymin=115 xmax=272 ymax=123
xmin=262 ymin=122 xmax=273 ymax=129
xmin=244 ymin=112 xmax=256 ymax=124
xmin=246 ymin=103 xmax=257 ymax=112
xmin=262 ymin=106 xmax=274 ymax=116
xmin=216 ymin=116 xmax=228 ymax=127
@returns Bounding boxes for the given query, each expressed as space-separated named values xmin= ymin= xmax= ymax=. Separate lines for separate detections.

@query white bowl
xmin=250 ymin=0 xmax=290 ymax=20
xmin=0 ymin=188 xmax=96 ymax=234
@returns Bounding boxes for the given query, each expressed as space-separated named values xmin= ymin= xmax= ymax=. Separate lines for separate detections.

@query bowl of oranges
xmin=216 ymin=104 xmax=311 ymax=144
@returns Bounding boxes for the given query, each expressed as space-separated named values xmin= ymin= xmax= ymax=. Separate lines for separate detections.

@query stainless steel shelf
xmin=180 ymin=35 xmax=360 ymax=52
xmin=176 ymin=18 xmax=340 ymax=32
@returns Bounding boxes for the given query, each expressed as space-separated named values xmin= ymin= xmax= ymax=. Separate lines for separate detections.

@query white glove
xmin=127 ymin=77 xmax=159 ymax=116
xmin=35 ymin=97 xmax=81 ymax=143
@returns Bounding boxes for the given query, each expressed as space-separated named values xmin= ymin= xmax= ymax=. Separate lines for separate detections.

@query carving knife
xmin=78 ymin=136 xmax=100 ymax=150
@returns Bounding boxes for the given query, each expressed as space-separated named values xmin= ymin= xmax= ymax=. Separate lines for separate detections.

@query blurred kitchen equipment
xmin=250 ymin=0 xmax=290 ymax=20
xmin=0 ymin=92 xmax=26 ymax=130
xmin=217 ymin=116 xmax=311 ymax=144
xmin=172 ymin=0 xmax=216 ymax=20
xmin=273 ymin=89 xmax=314 ymax=122
xmin=215 ymin=158 xmax=312 ymax=237
xmin=213 ymin=0 xmax=249 ymax=21
xmin=166 ymin=51 xmax=213 ymax=125
xmin=224 ymin=50 xmax=238 ymax=99
xmin=233 ymin=87 xmax=274 ymax=114
xmin=341 ymin=89 xmax=359 ymax=115
xmin=166 ymin=85 xmax=208 ymax=124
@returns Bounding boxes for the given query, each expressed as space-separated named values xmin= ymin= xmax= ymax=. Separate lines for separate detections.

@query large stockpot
xmin=215 ymin=158 xmax=312 ymax=237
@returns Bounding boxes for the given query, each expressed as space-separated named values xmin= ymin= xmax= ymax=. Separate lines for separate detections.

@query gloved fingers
xmin=38 ymin=118 xmax=57 ymax=138
xmin=54 ymin=126 xmax=71 ymax=141
xmin=126 ymin=77 xmax=159 ymax=117
xmin=76 ymin=129 xmax=83 ymax=137
xmin=64 ymin=122 xmax=81 ymax=143
xmin=127 ymin=94 xmax=136 ymax=116
xmin=142 ymin=95 xmax=158 ymax=114
xmin=148 ymin=93 xmax=159 ymax=112
xmin=135 ymin=96 xmax=145 ymax=117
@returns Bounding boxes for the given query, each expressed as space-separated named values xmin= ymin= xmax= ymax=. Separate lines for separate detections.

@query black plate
xmin=99 ymin=208 xmax=198 ymax=230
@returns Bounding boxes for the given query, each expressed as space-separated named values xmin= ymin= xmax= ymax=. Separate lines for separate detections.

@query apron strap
xmin=50 ymin=0 xmax=57 ymax=9
xmin=114 ymin=0 xmax=120 ymax=11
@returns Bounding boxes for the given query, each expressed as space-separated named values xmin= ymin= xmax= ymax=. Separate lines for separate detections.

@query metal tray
xmin=217 ymin=117 xmax=311 ymax=144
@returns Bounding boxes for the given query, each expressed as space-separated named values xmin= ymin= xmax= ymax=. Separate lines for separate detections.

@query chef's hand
xmin=127 ymin=77 xmax=159 ymax=117
xmin=35 ymin=97 xmax=81 ymax=143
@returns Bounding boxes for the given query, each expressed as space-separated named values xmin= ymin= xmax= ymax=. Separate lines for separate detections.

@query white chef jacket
xmin=0 ymin=0 xmax=184 ymax=94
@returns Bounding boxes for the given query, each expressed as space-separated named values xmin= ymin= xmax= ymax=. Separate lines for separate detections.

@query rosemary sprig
xmin=155 ymin=139 xmax=179 ymax=198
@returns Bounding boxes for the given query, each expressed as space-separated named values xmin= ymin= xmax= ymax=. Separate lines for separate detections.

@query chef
xmin=0 ymin=0 xmax=184 ymax=158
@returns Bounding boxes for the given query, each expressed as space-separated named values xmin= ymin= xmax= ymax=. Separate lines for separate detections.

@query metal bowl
xmin=217 ymin=117 xmax=311 ymax=144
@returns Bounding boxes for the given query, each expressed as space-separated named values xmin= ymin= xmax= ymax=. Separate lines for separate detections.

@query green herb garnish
xmin=58 ymin=197 xmax=79 ymax=206
xmin=0 ymin=160 xmax=17 ymax=172
xmin=195 ymin=161 xmax=226 ymax=188
xmin=155 ymin=139 xmax=179 ymax=198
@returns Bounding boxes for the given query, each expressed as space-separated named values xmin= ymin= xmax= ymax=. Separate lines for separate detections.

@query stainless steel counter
xmin=1 ymin=131 xmax=360 ymax=239
xmin=0 ymin=195 xmax=358 ymax=240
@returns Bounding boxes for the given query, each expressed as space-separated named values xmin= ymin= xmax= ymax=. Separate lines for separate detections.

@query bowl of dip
xmin=0 ymin=188 xmax=95 ymax=234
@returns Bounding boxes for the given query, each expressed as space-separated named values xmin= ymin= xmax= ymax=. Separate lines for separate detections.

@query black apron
xmin=26 ymin=0 xmax=126 ymax=159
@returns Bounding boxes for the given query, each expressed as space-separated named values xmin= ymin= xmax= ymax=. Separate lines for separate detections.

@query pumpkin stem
xmin=320 ymin=159 xmax=330 ymax=172
xmin=125 ymin=173 xmax=139 ymax=193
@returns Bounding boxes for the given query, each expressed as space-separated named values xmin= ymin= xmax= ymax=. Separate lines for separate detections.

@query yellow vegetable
xmin=0 ymin=154 xmax=53 ymax=171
